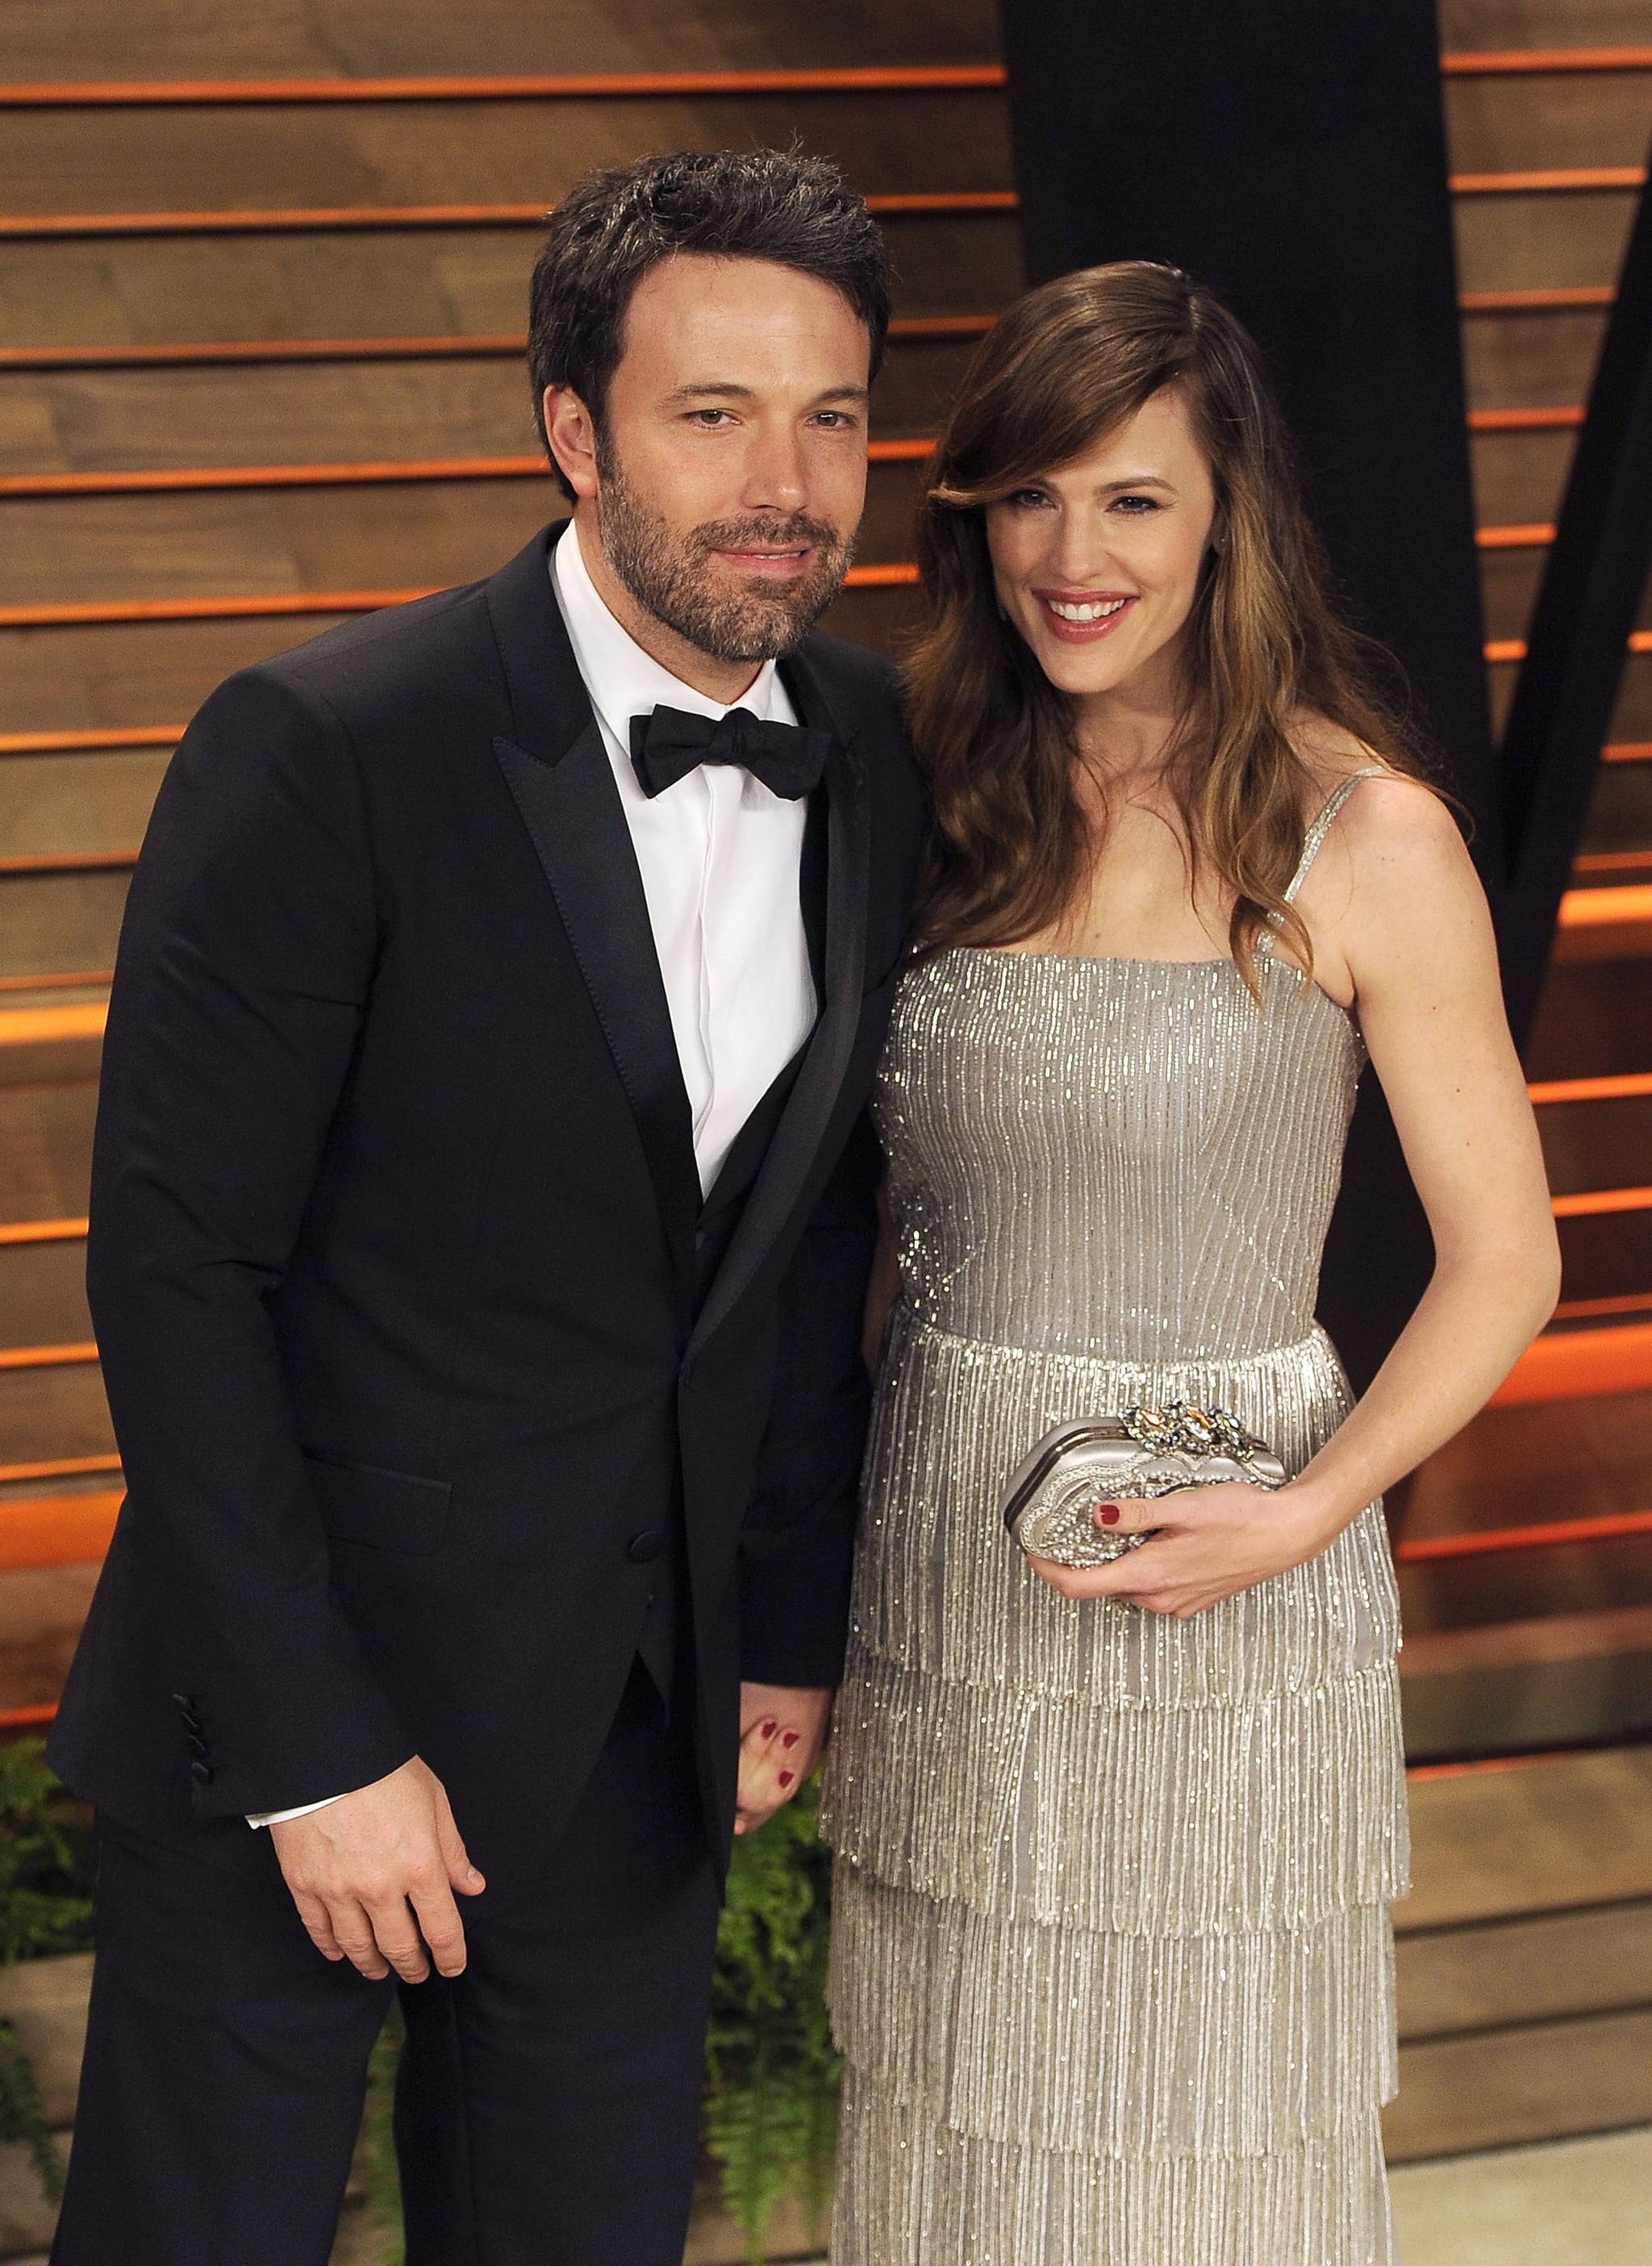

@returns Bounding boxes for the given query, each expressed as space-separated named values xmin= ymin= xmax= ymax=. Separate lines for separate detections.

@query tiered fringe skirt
xmin=820 ymin=1312 xmax=1409 ymax=2265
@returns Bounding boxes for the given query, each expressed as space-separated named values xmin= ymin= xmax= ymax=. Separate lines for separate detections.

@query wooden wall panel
xmin=0 ymin=0 xmax=1004 ymax=81
xmin=0 ymin=94 xmax=1015 ymax=216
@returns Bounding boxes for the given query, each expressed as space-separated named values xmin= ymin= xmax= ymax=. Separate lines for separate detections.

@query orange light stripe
xmin=1573 ymin=849 xmax=1652 ymax=872
xmin=1441 ymin=46 xmax=1652 ymax=73
xmin=0 ymin=1489 xmax=122 ymax=1571
xmin=1551 ymin=1184 xmax=1652 ymax=1216
xmin=1476 ymin=521 xmax=1554 ymax=548
xmin=1487 ymin=631 xmax=1652 ymax=663
xmin=0 ymin=191 xmax=1018 ymax=240
xmin=1554 ymin=1292 xmax=1652 ymax=1321
xmin=6 ymin=449 xmax=1558 ymax=504
xmin=0 ymin=1342 xmax=99 ymax=1371
xmin=1405 ymin=1748 xmax=1580 ymax=1782
xmin=0 ymin=570 xmax=921 ymax=624
xmin=1467 ymin=405 xmax=1583 ymax=432
xmin=0 ymin=726 xmax=180 ymax=753
xmin=1604 ymin=742 xmax=1652 ymax=762
xmin=1491 ymin=1321 xmax=1652 ymax=1405
xmin=0 ymin=333 xmax=526 ymax=371
xmin=0 ymin=53 xmax=1641 ymax=102
xmin=0 ymin=969 xmax=111 ymax=991
xmin=0 ymin=1704 xmax=57 ymax=1730
xmin=1530 ymin=1071 xmax=1652 ymax=1104
xmin=0 ymin=590 xmax=430 ymax=625
xmin=0 ymin=438 xmax=934 ymax=497
xmin=845 ymin=562 xmax=922 ymax=587
xmin=0 ymin=1004 xmax=107 ymax=1045
xmin=1450 ymin=166 xmax=1646 ymax=193
xmin=0 ymin=1453 xmax=119 ymax=1485
xmin=0 ymin=65 xmax=1011 ymax=104
xmin=1460 ymin=286 xmax=1615 ymax=311
xmin=1558 ymin=883 xmax=1652 ymax=928
xmin=0 ymin=849 xmax=136 ymax=874
xmin=0 ymin=315 xmax=994 ymax=372
xmin=1397 ymin=1506 xmax=1652 ymax=1560
xmin=0 ymin=1216 xmax=88 ymax=1245
xmin=13 ymin=580 xmax=1646 ymax=632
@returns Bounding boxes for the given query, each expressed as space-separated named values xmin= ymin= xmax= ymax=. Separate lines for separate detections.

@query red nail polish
xmin=760 ymin=1721 xmax=777 ymax=1738
xmin=782 ymin=1730 xmax=799 ymax=1749
xmin=1096 ymin=1502 xmax=1121 ymax=1526
xmin=778 ymin=1771 xmax=795 ymax=1788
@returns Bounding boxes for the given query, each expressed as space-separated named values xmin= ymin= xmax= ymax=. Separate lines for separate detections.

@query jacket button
xmin=186 ymin=1733 xmax=209 ymax=1759
xmin=625 ymin=1529 xmax=665 ymax=1565
xmin=190 ymin=1759 xmax=215 ymax=1785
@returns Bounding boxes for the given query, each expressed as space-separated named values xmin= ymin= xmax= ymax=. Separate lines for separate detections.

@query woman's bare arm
xmin=1040 ymin=775 xmax=1560 ymax=1613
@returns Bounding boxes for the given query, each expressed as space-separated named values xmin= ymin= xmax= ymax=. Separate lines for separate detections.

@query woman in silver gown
xmin=820 ymin=265 xmax=1559 ymax=2264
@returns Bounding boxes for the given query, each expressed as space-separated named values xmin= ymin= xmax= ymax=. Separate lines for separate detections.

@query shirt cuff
xmin=247 ymin=1792 xmax=351 ymax=1829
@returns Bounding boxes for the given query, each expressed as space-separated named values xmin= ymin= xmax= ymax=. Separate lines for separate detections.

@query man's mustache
xmin=689 ymin=514 xmax=849 ymax=560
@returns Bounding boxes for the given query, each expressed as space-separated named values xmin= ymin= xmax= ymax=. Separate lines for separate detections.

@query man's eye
xmin=813 ymin=411 xmax=858 ymax=430
xmin=688 ymin=409 xmax=734 ymax=427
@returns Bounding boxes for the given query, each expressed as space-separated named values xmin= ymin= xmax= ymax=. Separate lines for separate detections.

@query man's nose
xmin=740 ymin=426 xmax=810 ymax=515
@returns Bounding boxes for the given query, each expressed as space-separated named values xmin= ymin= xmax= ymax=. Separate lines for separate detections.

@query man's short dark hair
xmin=528 ymin=147 xmax=893 ymax=498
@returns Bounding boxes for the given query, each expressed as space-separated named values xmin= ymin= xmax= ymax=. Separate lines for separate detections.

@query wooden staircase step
xmin=0 ymin=871 xmax=129 ymax=986
xmin=0 ymin=459 xmax=929 ymax=607
xmin=1446 ymin=63 xmax=1652 ymax=173
xmin=1403 ymin=1746 xmax=1652 ymax=1927
xmin=1400 ymin=1388 xmax=1652 ymax=1541
xmin=1400 ymin=1527 xmax=1652 ymax=1641
xmin=0 ymin=609 xmax=405 ymax=732
xmin=0 ymin=1240 xmax=92 ymax=1352
xmin=1387 ymin=2004 xmax=1652 ymax=2160
xmin=0 ymin=744 xmax=168 ymax=859
xmin=1395 ymin=1895 xmax=1652 ymax=2037
xmin=0 ymin=333 xmax=978 ymax=477
xmin=0 ymin=90 xmax=1015 ymax=219
xmin=0 ymin=0 xmax=1005 ymax=81
xmin=1454 ymin=187 xmax=1637 ymax=294
xmin=0 ymin=211 xmax=1024 ymax=355
xmin=1401 ymin=1605 xmax=1652 ymax=1755
xmin=0 ymin=1082 xmax=97 ymax=1221
xmin=1462 ymin=303 xmax=1610 ymax=406
xmin=0 ymin=1360 xmax=113 ymax=1474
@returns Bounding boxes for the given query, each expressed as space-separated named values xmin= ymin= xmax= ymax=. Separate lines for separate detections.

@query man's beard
xmin=594 ymin=444 xmax=857 ymax=662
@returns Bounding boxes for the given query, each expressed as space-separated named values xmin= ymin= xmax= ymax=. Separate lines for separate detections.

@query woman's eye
xmin=1007 ymin=488 xmax=1052 ymax=510
xmin=1112 ymin=494 xmax=1160 ymax=513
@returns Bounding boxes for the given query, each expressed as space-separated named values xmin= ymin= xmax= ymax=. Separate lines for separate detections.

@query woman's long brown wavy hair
xmin=907 ymin=261 xmax=1437 ymax=985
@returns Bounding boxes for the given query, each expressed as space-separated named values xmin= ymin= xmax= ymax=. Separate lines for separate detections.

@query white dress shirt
xmin=248 ymin=519 xmax=818 ymax=1829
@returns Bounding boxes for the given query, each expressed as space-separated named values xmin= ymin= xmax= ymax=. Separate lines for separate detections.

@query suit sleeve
xmin=85 ymin=666 xmax=414 ymax=1820
xmin=736 ymin=1110 xmax=881 ymax=1687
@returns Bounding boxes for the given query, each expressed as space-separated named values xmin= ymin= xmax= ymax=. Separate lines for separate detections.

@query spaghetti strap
xmin=1283 ymin=763 xmax=1388 ymax=903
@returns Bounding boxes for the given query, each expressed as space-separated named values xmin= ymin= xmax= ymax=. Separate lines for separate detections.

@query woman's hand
xmin=1027 ymin=1480 xmax=1345 ymax=1617
xmin=734 ymin=1681 xmax=834 ymax=1834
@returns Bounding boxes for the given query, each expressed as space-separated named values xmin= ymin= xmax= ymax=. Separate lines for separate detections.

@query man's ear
xmin=544 ymin=386 xmax=601 ymax=502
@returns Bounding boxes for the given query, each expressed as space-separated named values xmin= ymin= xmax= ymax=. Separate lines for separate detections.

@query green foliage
xmin=361 ymin=2005 xmax=406 ymax=2265
xmin=0 ymin=2016 xmax=65 ymax=2204
xmin=0 ymin=1739 xmax=94 ymax=1967
xmin=703 ymin=1777 xmax=841 ymax=2263
xmin=0 ymin=1739 xmax=94 ymax=2210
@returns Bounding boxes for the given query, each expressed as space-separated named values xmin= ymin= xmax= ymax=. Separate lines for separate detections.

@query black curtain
xmin=1002 ymin=0 xmax=1495 ymax=1388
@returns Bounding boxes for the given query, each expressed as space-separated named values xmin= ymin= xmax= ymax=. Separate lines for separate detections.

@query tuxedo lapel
xmin=687 ymin=647 xmax=872 ymax=1354
xmin=487 ymin=528 xmax=699 ymax=1287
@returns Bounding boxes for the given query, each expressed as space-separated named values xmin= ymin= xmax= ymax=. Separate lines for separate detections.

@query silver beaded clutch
xmin=1001 ymin=1402 xmax=1287 ymax=1567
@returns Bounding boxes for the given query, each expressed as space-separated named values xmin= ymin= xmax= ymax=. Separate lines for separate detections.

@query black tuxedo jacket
xmin=49 ymin=523 xmax=925 ymax=1890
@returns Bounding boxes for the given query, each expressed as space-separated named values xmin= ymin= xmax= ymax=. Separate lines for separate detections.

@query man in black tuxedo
xmin=47 ymin=147 xmax=924 ymax=2266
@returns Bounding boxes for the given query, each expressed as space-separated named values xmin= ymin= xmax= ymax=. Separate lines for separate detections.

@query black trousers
xmin=52 ymin=1664 xmax=720 ymax=2266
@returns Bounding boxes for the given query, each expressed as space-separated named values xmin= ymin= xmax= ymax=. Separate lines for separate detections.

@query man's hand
xmin=735 ymin=1682 xmax=833 ymax=1836
xmin=269 ymin=1755 xmax=484 ymax=1981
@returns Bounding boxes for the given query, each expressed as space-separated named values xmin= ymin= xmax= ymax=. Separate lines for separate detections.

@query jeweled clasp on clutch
xmin=1120 ymin=1402 xmax=1265 ymax=1461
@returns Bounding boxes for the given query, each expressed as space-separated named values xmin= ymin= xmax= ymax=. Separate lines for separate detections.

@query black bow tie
xmin=628 ymin=704 xmax=831 ymax=802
